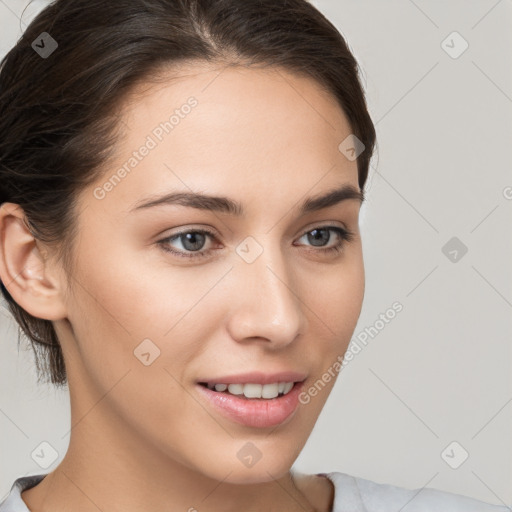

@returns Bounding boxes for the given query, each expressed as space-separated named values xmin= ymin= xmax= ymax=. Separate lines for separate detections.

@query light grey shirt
xmin=1 ymin=471 xmax=509 ymax=511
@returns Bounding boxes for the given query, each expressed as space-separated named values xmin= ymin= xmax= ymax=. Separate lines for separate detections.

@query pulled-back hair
xmin=0 ymin=0 xmax=376 ymax=387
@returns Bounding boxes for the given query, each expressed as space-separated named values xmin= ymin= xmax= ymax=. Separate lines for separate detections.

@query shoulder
xmin=0 ymin=474 xmax=47 ymax=512
xmin=322 ymin=471 xmax=510 ymax=512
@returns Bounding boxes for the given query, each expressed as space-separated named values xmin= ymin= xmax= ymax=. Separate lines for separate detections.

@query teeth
xmin=206 ymin=381 xmax=295 ymax=399
xmin=227 ymin=383 xmax=243 ymax=395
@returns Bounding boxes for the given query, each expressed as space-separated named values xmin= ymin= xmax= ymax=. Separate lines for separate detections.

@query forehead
xmin=85 ymin=62 xmax=359 ymax=218
xmin=120 ymin=61 xmax=353 ymax=157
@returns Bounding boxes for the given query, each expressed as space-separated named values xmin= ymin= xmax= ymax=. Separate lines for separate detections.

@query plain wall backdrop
xmin=1 ymin=0 xmax=511 ymax=506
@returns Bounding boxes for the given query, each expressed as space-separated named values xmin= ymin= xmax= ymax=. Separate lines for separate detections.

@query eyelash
xmin=157 ymin=225 xmax=355 ymax=260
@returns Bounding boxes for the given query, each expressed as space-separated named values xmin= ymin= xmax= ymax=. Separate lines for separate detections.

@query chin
xmin=220 ymin=466 xmax=291 ymax=485
xmin=196 ymin=454 xmax=293 ymax=485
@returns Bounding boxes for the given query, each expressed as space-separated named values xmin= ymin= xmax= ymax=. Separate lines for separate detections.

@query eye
xmin=157 ymin=225 xmax=355 ymax=259
xmin=157 ymin=228 xmax=217 ymax=259
xmin=295 ymin=226 xmax=355 ymax=255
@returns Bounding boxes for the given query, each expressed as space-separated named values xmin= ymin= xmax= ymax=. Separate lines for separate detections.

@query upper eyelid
xmin=299 ymin=222 xmax=348 ymax=235
xmin=163 ymin=222 xmax=347 ymax=240
xmin=164 ymin=219 xmax=348 ymax=236
xmin=161 ymin=223 xmax=349 ymax=247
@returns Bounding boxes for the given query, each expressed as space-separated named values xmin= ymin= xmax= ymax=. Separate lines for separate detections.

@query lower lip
xmin=196 ymin=382 xmax=304 ymax=428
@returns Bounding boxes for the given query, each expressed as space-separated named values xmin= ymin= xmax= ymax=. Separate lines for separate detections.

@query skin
xmin=0 ymin=62 xmax=365 ymax=512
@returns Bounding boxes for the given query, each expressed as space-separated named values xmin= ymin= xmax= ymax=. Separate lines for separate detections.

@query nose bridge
xmin=227 ymin=235 xmax=304 ymax=345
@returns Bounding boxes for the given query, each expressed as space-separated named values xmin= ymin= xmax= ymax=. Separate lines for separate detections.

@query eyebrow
xmin=129 ymin=183 xmax=364 ymax=216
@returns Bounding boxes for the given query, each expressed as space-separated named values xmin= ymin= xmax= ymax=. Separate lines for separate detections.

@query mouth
xmin=197 ymin=380 xmax=303 ymax=400
xmin=195 ymin=379 xmax=306 ymax=428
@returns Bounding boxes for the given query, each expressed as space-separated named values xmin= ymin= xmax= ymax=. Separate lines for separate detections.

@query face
xmin=52 ymin=62 xmax=365 ymax=484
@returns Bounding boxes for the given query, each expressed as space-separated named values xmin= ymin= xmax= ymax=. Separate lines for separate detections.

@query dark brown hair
xmin=0 ymin=0 xmax=376 ymax=387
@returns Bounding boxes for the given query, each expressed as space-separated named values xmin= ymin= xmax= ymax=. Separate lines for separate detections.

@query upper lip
xmin=197 ymin=371 xmax=307 ymax=386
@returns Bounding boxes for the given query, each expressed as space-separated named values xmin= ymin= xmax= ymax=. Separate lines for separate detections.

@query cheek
xmin=307 ymin=250 xmax=365 ymax=337
xmin=63 ymin=252 xmax=222 ymax=442
xmin=65 ymin=243 xmax=229 ymax=383
xmin=294 ymin=258 xmax=364 ymax=414
xmin=297 ymin=253 xmax=364 ymax=403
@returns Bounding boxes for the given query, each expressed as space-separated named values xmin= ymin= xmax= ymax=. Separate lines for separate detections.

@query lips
xmin=196 ymin=380 xmax=305 ymax=428
xmin=194 ymin=370 xmax=307 ymax=428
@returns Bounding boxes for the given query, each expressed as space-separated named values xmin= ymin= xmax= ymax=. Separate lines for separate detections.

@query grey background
xmin=1 ymin=0 xmax=511 ymax=506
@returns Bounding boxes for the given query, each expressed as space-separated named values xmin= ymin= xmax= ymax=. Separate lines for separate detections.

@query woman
xmin=0 ymin=0 xmax=507 ymax=510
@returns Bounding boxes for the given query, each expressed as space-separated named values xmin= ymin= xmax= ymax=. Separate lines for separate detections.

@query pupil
xmin=182 ymin=232 xmax=205 ymax=251
xmin=308 ymin=228 xmax=329 ymax=247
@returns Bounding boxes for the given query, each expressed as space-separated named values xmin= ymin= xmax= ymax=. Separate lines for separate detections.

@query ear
xmin=0 ymin=202 xmax=68 ymax=321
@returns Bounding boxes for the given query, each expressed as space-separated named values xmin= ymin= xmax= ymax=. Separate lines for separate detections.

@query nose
xmin=225 ymin=240 xmax=305 ymax=348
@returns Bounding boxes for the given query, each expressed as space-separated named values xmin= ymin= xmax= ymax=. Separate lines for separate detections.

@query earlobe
xmin=0 ymin=202 xmax=68 ymax=321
